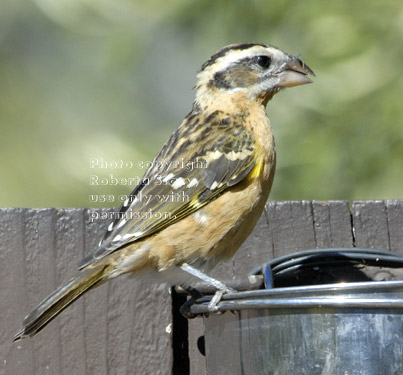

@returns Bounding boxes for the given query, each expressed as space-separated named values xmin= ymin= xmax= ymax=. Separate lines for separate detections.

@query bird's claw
xmin=180 ymin=285 xmax=237 ymax=317
xmin=207 ymin=287 xmax=237 ymax=312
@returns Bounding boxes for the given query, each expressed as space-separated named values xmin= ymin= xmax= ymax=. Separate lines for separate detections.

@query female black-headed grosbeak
xmin=14 ymin=43 xmax=314 ymax=339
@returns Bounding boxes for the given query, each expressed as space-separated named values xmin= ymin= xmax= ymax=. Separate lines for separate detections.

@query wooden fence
xmin=1 ymin=201 xmax=402 ymax=375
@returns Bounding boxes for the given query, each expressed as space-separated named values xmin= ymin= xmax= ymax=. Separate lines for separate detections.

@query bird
xmin=14 ymin=42 xmax=314 ymax=340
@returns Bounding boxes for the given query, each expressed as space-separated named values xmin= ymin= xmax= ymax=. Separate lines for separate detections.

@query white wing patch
xmin=111 ymin=231 xmax=143 ymax=245
xmin=112 ymin=234 xmax=122 ymax=243
xmin=117 ymin=218 xmax=126 ymax=229
xmin=172 ymin=177 xmax=186 ymax=189
xmin=123 ymin=197 xmax=131 ymax=207
xmin=187 ymin=178 xmax=199 ymax=188
xmin=225 ymin=150 xmax=252 ymax=161
xmin=205 ymin=150 xmax=223 ymax=161
xmin=163 ymin=173 xmax=175 ymax=183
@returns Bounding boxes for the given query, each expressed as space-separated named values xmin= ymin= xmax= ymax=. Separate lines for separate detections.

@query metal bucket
xmin=194 ymin=280 xmax=403 ymax=375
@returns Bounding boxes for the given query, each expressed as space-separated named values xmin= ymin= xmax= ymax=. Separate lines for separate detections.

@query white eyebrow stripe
xmin=197 ymin=45 xmax=282 ymax=83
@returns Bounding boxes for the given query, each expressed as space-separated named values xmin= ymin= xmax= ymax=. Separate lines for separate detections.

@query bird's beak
xmin=276 ymin=56 xmax=315 ymax=88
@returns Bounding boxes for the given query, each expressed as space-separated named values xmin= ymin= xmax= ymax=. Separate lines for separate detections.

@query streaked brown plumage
xmin=14 ymin=43 xmax=314 ymax=340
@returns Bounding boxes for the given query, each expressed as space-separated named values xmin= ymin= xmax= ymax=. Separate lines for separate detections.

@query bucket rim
xmin=189 ymin=280 xmax=403 ymax=315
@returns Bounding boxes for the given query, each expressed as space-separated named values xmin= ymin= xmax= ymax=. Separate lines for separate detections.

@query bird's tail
xmin=13 ymin=264 xmax=109 ymax=341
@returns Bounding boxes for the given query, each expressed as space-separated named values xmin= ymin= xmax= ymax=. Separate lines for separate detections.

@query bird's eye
xmin=256 ymin=56 xmax=271 ymax=69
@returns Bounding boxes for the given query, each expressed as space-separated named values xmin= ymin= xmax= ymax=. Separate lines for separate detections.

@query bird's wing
xmin=79 ymin=110 xmax=258 ymax=268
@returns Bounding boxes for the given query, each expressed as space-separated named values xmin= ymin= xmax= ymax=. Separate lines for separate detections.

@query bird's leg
xmin=179 ymin=263 xmax=237 ymax=313
xmin=179 ymin=263 xmax=237 ymax=293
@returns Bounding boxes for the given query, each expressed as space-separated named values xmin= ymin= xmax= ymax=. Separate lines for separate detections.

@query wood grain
xmin=1 ymin=202 xmax=402 ymax=374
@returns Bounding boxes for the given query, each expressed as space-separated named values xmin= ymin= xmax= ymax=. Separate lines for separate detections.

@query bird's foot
xmin=207 ymin=286 xmax=236 ymax=312
xmin=178 ymin=263 xmax=237 ymax=316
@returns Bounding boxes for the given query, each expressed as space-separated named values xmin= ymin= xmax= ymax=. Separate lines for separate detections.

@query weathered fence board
xmin=311 ymin=200 xmax=353 ymax=248
xmin=1 ymin=208 xmax=172 ymax=375
xmin=1 ymin=201 xmax=402 ymax=375
xmin=386 ymin=200 xmax=403 ymax=250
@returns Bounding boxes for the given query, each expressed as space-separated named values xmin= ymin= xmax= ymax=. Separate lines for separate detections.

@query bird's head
xmin=195 ymin=43 xmax=315 ymax=107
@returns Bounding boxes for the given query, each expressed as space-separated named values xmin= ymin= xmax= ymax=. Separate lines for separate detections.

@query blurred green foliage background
xmin=1 ymin=0 xmax=402 ymax=208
